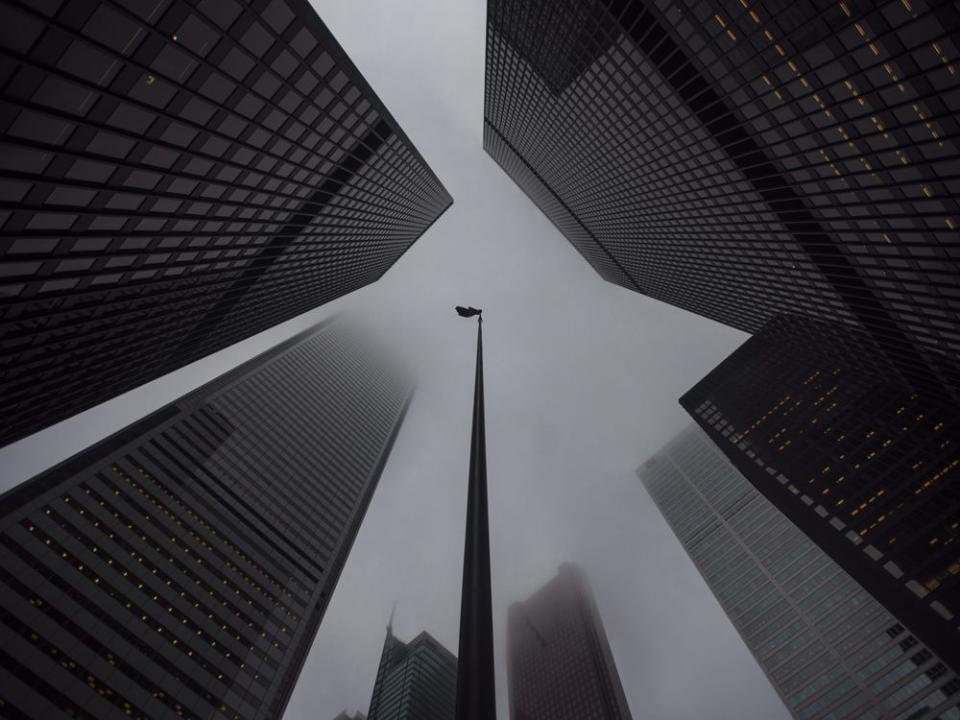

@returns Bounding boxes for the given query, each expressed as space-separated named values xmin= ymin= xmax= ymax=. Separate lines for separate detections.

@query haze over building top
xmin=0 ymin=318 xmax=413 ymax=720
xmin=508 ymin=564 xmax=634 ymax=719
xmin=641 ymin=426 xmax=960 ymax=720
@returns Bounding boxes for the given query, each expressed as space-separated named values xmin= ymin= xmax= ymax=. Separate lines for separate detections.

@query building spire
xmin=387 ymin=601 xmax=397 ymax=636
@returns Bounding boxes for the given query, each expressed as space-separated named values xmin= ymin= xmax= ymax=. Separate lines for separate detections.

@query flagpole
xmin=454 ymin=307 xmax=497 ymax=720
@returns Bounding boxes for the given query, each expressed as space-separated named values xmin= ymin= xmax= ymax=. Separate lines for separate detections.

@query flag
xmin=455 ymin=306 xmax=482 ymax=318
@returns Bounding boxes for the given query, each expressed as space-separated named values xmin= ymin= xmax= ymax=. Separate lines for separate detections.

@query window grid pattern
xmin=366 ymin=629 xmax=457 ymax=720
xmin=640 ymin=426 xmax=960 ymax=720
xmin=484 ymin=0 xmax=959 ymax=401
xmin=0 ymin=0 xmax=451 ymax=446
xmin=0 ymin=320 xmax=413 ymax=720
xmin=679 ymin=313 xmax=960 ymax=676
xmin=507 ymin=564 xmax=634 ymax=720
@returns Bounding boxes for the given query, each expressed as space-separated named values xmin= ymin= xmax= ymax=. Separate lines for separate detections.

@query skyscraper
xmin=0 ymin=318 xmax=413 ymax=720
xmin=507 ymin=564 xmax=633 ymax=720
xmin=640 ymin=425 xmax=960 ymax=720
xmin=680 ymin=314 xmax=960 ymax=677
xmin=485 ymin=0 xmax=960 ymax=401
xmin=0 ymin=0 xmax=452 ymax=447
xmin=366 ymin=626 xmax=457 ymax=720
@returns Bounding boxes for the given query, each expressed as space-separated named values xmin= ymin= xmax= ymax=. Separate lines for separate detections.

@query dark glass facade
xmin=0 ymin=319 xmax=413 ymax=720
xmin=485 ymin=0 xmax=960 ymax=401
xmin=366 ymin=627 xmax=457 ymax=720
xmin=507 ymin=564 xmax=633 ymax=720
xmin=681 ymin=314 xmax=960 ymax=676
xmin=0 ymin=0 xmax=451 ymax=447
xmin=640 ymin=425 xmax=960 ymax=720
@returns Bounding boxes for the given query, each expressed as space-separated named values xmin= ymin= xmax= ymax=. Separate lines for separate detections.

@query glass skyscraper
xmin=507 ymin=564 xmax=633 ymax=720
xmin=680 ymin=314 xmax=960 ymax=678
xmin=485 ymin=0 xmax=959 ymax=402
xmin=0 ymin=0 xmax=451 ymax=447
xmin=366 ymin=626 xmax=457 ymax=720
xmin=640 ymin=425 xmax=960 ymax=720
xmin=0 ymin=318 xmax=413 ymax=720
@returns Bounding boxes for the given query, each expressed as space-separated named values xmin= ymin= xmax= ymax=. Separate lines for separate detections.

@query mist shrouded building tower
xmin=680 ymin=315 xmax=960 ymax=677
xmin=366 ymin=626 xmax=457 ymax=720
xmin=0 ymin=318 xmax=413 ymax=720
xmin=484 ymin=0 xmax=960 ymax=402
xmin=507 ymin=564 xmax=633 ymax=720
xmin=0 ymin=0 xmax=452 ymax=447
xmin=640 ymin=426 xmax=960 ymax=720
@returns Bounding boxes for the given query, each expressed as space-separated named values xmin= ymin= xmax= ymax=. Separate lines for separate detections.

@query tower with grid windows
xmin=507 ymin=564 xmax=633 ymax=720
xmin=0 ymin=318 xmax=413 ymax=720
xmin=641 ymin=425 xmax=960 ymax=720
xmin=484 ymin=0 xmax=960 ymax=402
xmin=366 ymin=626 xmax=457 ymax=720
xmin=680 ymin=314 xmax=960 ymax=677
xmin=0 ymin=0 xmax=451 ymax=447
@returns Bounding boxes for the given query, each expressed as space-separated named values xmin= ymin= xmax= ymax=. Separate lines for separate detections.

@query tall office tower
xmin=507 ymin=564 xmax=633 ymax=720
xmin=485 ymin=0 xmax=960 ymax=401
xmin=640 ymin=425 xmax=960 ymax=720
xmin=679 ymin=315 xmax=960 ymax=677
xmin=0 ymin=318 xmax=413 ymax=720
xmin=366 ymin=626 xmax=457 ymax=720
xmin=0 ymin=0 xmax=451 ymax=447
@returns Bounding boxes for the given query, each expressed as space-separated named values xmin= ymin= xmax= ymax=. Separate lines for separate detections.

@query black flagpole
xmin=455 ymin=308 xmax=497 ymax=720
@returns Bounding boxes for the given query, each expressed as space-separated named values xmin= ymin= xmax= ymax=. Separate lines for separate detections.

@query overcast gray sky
xmin=0 ymin=2 xmax=792 ymax=719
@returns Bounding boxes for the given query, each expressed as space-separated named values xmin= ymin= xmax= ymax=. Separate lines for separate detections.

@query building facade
xmin=485 ymin=0 xmax=960 ymax=401
xmin=680 ymin=317 xmax=960 ymax=671
xmin=507 ymin=563 xmax=633 ymax=720
xmin=680 ymin=314 xmax=960 ymax=677
xmin=640 ymin=425 xmax=960 ymax=720
xmin=0 ymin=0 xmax=451 ymax=447
xmin=366 ymin=627 xmax=457 ymax=720
xmin=0 ymin=319 xmax=413 ymax=720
